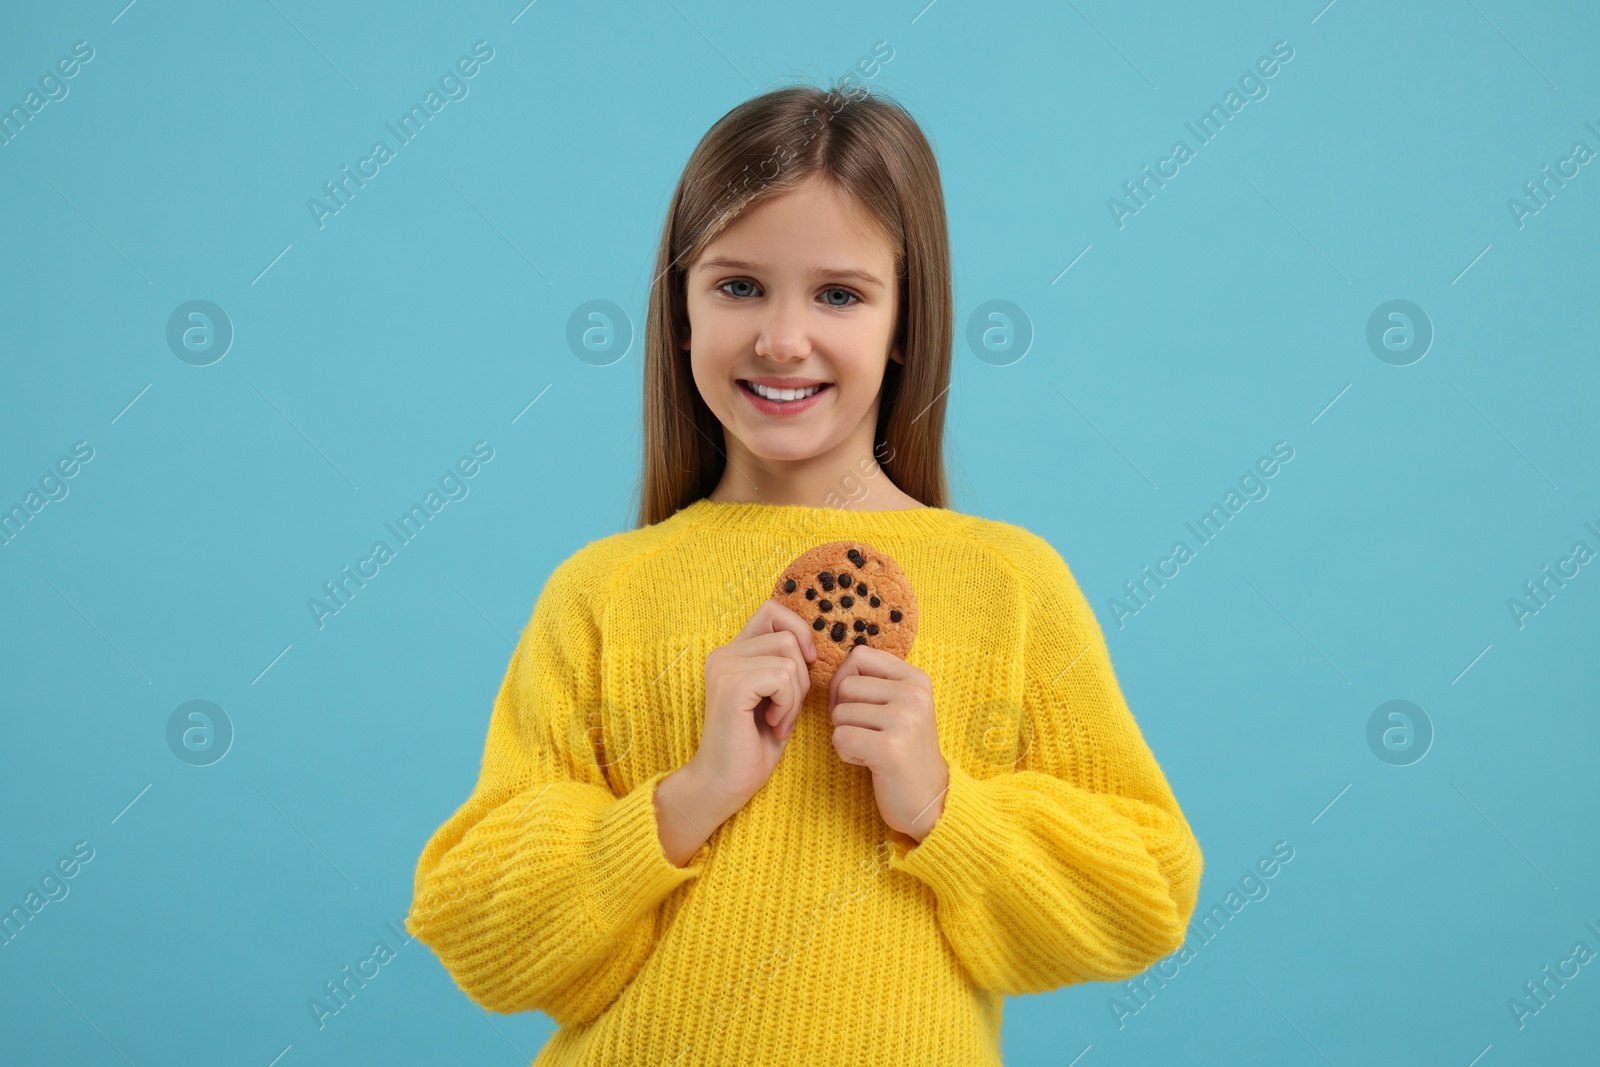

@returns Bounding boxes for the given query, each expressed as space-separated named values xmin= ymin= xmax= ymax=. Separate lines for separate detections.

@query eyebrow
xmin=691 ymin=256 xmax=886 ymax=290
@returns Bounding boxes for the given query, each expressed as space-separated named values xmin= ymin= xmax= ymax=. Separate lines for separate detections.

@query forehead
xmin=693 ymin=179 xmax=897 ymax=277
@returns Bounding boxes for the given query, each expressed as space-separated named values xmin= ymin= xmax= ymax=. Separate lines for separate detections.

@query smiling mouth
xmin=738 ymin=380 xmax=833 ymax=403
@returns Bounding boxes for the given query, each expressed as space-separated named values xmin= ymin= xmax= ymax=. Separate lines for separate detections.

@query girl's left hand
xmin=828 ymin=645 xmax=950 ymax=841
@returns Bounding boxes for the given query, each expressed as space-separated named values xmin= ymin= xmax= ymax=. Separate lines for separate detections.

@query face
xmin=683 ymin=177 xmax=903 ymax=478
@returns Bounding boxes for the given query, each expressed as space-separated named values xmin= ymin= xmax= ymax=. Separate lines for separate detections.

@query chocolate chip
xmin=819 ymin=600 xmax=832 ymax=612
xmin=819 ymin=571 xmax=835 ymax=591
xmin=869 ymin=596 xmax=880 ymax=607
xmin=867 ymin=623 xmax=878 ymax=635
xmin=839 ymin=595 xmax=853 ymax=608
xmin=853 ymin=619 xmax=865 ymax=632
xmin=847 ymin=548 xmax=865 ymax=567
xmin=889 ymin=610 xmax=902 ymax=622
xmin=856 ymin=583 xmax=867 ymax=596
xmin=783 ymin=578 xmax=796 ymax=593
xmin=853 ymin=635 xmax=866 ymax=645
xmin=805 ymin=588 xmax=816 ymax=600
xmin=830 ymin=621 xmax=847 ymax=642
xmin=839 ymin=570 xmax=852 ymax=585
xmin=813 ymin=618 xmax=826 ymax=631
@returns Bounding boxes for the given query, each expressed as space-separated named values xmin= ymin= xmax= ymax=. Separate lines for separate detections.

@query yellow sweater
xmin=405 ymin=497 xmax=1203 ymax=1066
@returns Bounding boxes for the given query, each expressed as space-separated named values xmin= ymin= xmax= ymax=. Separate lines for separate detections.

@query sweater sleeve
xmin=404 ymin=555 xmax=711 ymax=1022
xmin=885 ymin=532 xmax=1203 ymax=995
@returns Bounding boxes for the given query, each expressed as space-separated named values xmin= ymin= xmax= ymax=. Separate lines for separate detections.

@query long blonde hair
xmin=632 ymin=81 xmax=953 ymax=529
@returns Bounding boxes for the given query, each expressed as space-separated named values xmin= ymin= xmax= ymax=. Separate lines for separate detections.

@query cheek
xmin=687 ymin=356 xmax=725 ymax=410
xmin=686 ymin=308 xmax=743 ymax=365
xmin=830 ymin=359 xmax=885 ymax=407
xmin=690 ymin=335 xmax=739 ymax=382
xmin=687 ymin=351 xmax=743 ymax=424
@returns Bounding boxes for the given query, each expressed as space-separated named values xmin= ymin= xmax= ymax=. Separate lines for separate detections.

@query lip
xmin=737 ymin=379 xmax=832 ymax=417
xmin=742 ymin=376 xmax=831 ymax=388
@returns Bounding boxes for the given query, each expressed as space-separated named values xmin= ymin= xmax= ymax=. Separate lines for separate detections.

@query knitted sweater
xmin=405 ymin=497 xmax=1203 ymax=1066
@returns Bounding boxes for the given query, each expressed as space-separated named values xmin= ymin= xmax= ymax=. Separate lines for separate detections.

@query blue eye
xmin=716 ymin=280 xmax=862 ymax=307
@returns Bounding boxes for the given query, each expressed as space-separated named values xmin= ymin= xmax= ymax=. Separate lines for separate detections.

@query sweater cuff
xmin=886 ymin=759 xmax=1012 ymax=897
xmin=587 ymin=769 xmax=711 ymax=932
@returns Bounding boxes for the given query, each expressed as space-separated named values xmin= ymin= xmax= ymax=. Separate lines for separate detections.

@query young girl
xmin=406 ymin=83 xmax=1203 ymax=1066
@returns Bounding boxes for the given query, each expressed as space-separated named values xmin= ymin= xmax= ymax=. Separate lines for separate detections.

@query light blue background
xmin=3 ymin=1 xmax=1597 ymax=1064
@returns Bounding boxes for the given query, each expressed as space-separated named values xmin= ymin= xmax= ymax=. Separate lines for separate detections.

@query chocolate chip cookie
xmin=772 ymin=540 xmax=918 ymax=689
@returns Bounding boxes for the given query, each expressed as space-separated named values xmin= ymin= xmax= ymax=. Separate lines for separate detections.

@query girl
xmin=406 ymin=82 xmax=1203 ymax=1066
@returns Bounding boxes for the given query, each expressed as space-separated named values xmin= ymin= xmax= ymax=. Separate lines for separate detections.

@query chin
xmin=738 ymin=422 xmax=839 ymax=455
xmin=743 ymin=439 xmax=829 ymax=463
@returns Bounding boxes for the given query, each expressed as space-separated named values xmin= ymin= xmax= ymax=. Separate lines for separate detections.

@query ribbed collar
xmin=674 ymin=496 xmax=967 ymax=537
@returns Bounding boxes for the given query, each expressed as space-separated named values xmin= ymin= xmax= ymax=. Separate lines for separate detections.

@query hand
xmin=691 ymin=598 xmax=817 ymax=809
xmin=828 ymin=644 xmax=950 ymax=841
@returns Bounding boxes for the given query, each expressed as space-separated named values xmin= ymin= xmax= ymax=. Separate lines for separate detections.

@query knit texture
xmin=405 ymin=497 xmax=1204 ymax=1066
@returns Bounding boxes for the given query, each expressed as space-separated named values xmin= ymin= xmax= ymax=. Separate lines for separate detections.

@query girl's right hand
xmin=690 ymin=599 xmax=817 ymax=808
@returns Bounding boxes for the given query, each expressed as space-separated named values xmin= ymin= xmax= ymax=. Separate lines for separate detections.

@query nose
xmin=753 ymin=292 xmax=813 ymax=363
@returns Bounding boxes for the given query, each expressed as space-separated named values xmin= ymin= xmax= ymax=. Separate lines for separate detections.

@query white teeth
xmin=748 ymin=382 xmax=822 ymax=402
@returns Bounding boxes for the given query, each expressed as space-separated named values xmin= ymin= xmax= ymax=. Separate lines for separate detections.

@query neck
xmin=707 ymin=452 xmax=911 ymax=510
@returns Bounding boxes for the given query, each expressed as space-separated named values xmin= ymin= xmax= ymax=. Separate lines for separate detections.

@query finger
xmin=762 ymin=631 xmax=808 ymax=736
xmin=781 ymin=684 xmax=810 ymax=739
xmin=743 ymin=658 xmax=802 ymax=719
xmin=831 ymin=723 xmax=880 ymax=767
xmin=830 ymin=699 xmax=893 ymax=731
xmin=736 ymin=598 xmax=812 ymax=662
xmin=736 ymin=629 xmax=811 ymax=663
xmin=778 ymin=659 xmax=810 ymax=740
xmin=828 ymin=647 xmax=860 ymax=710
xmin=834 ymin=674 xmax=897 ymax=708
xmin=827 ymin=644 xmax=876 ymax=708
xmin=738 ymin=599 xmax=818 ymax=665
xmin=762 ymin=611 xmax=813 ymax=741
xmin=779 ymin=659 xmax=810 ymax=724
xmin=777 ymin=660 xmax=805 ymax=736
xmin=829 ymin=644 xmax=912 ymax=708
xmin=735 ymin=631 xmax=811 ymax=695
xmin=732 ymin=630 xmax=812 ymax=681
